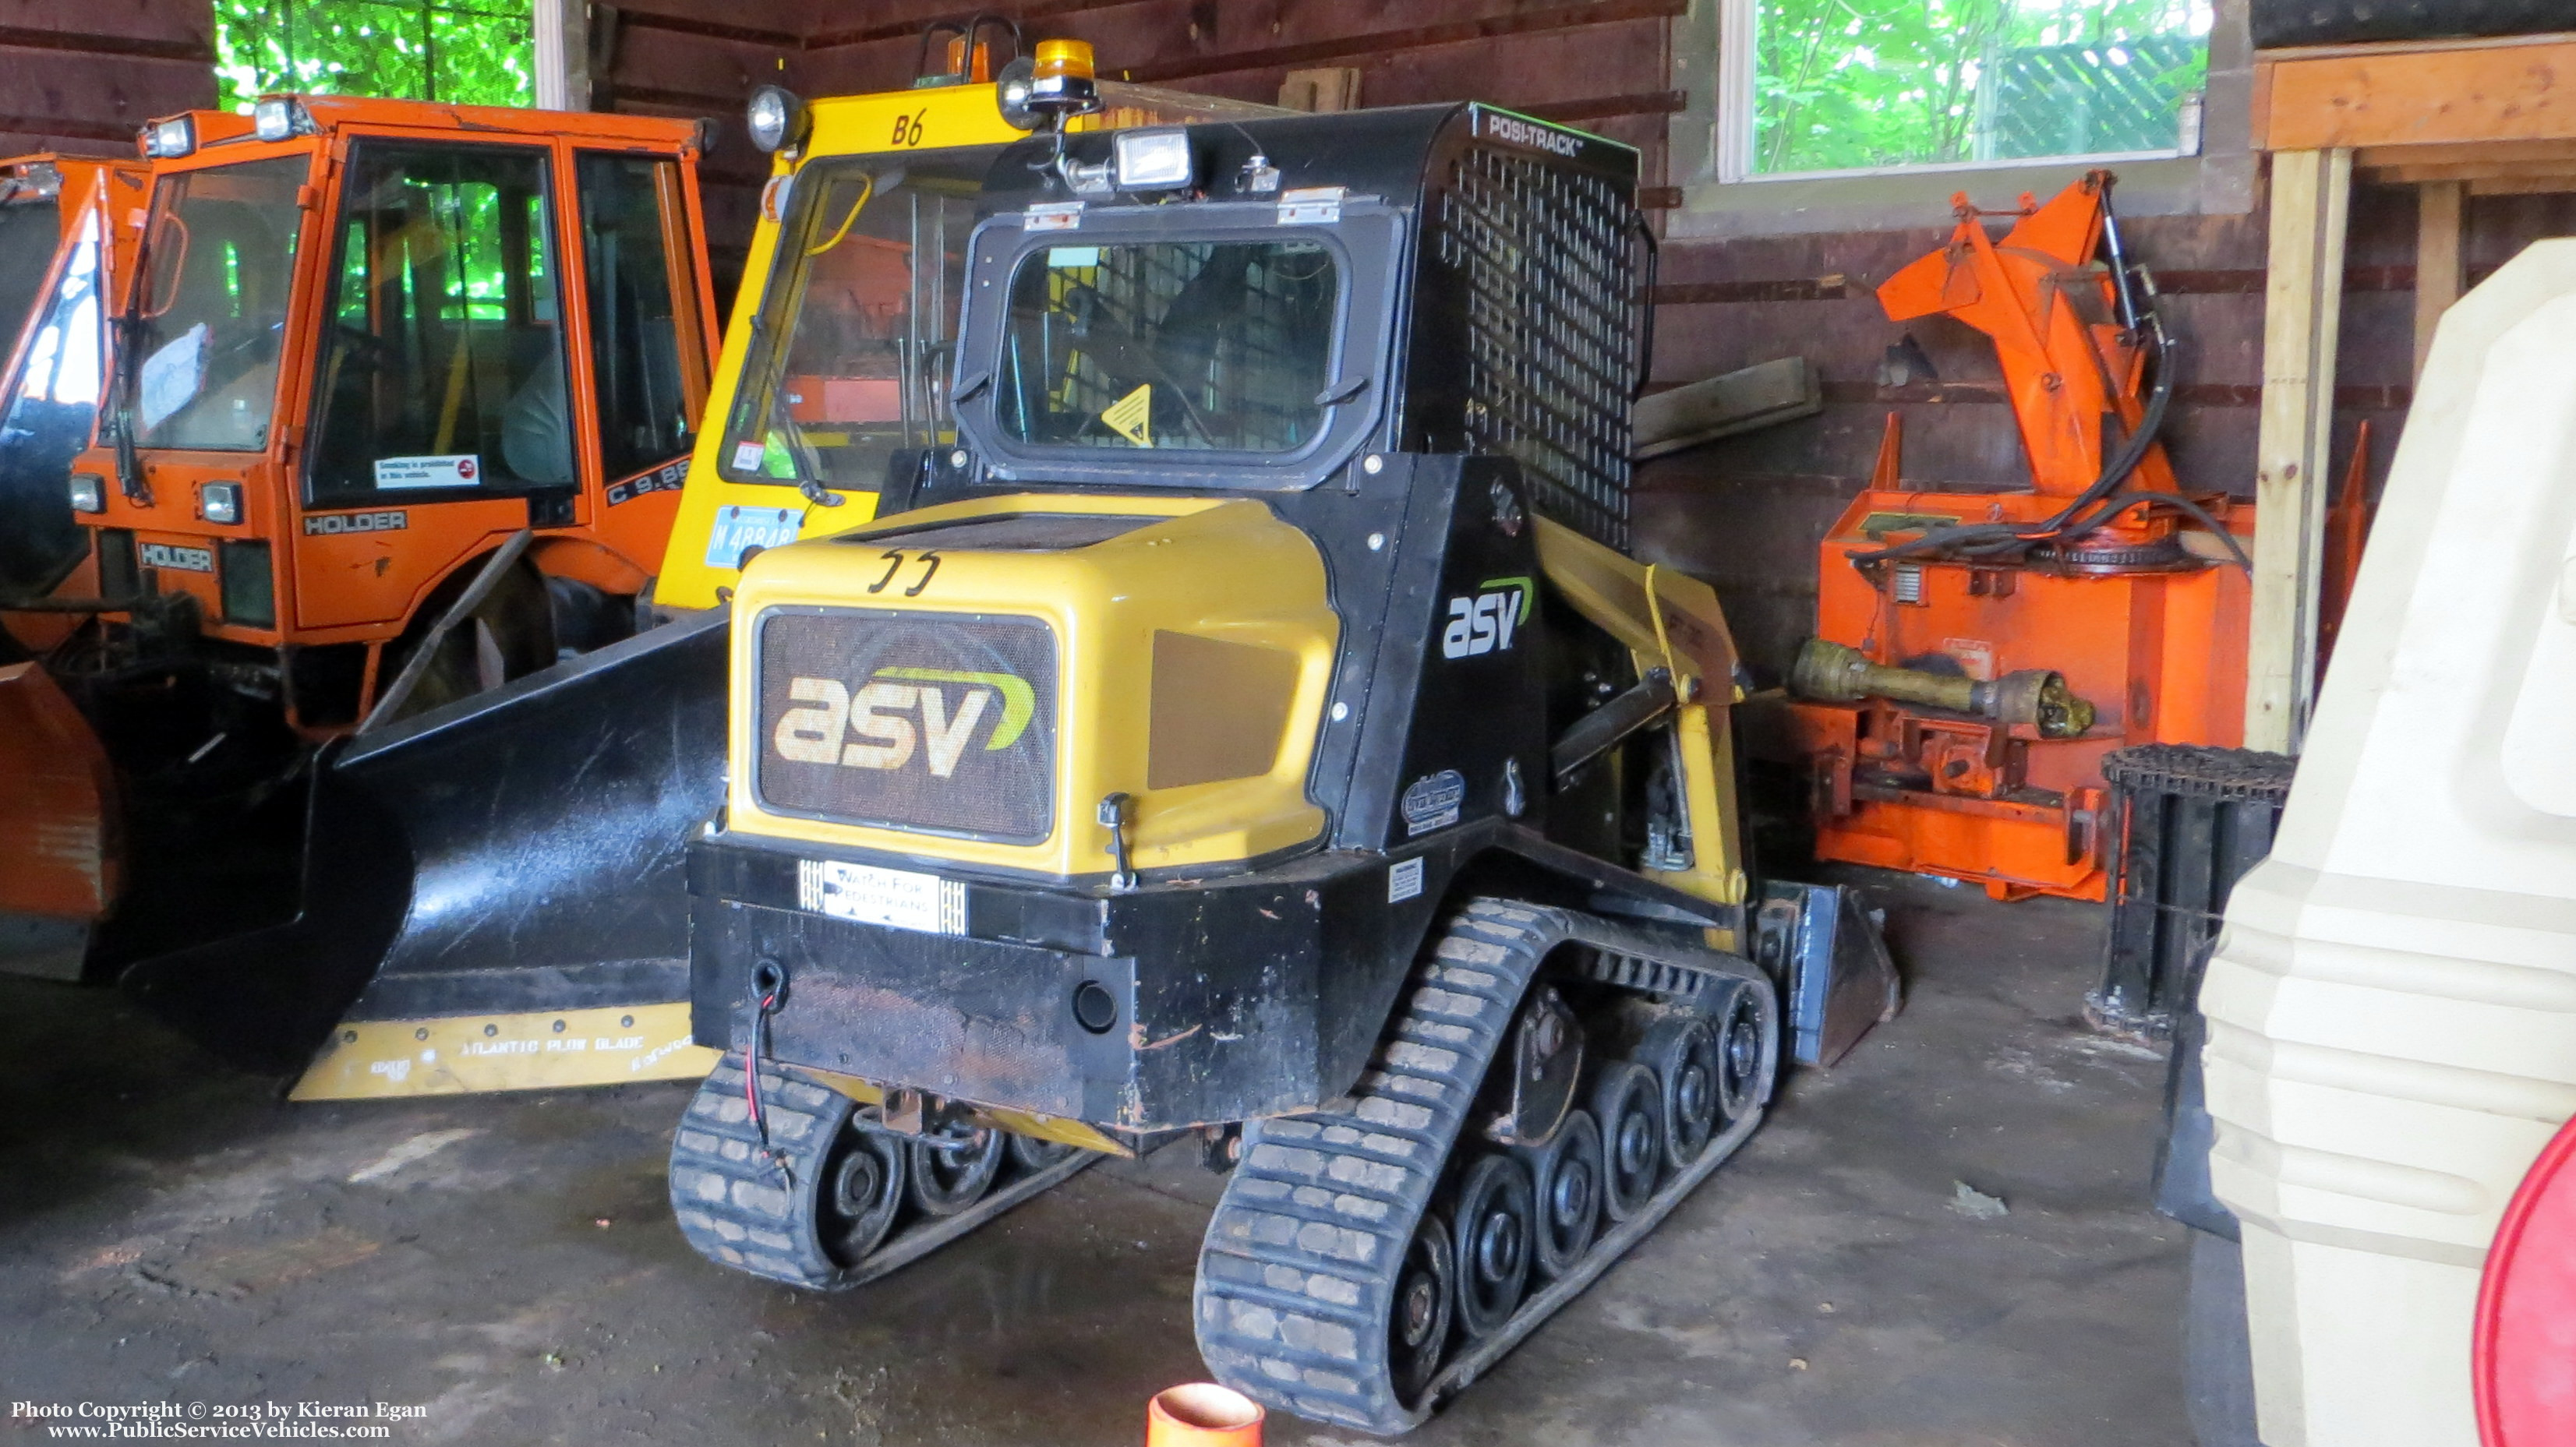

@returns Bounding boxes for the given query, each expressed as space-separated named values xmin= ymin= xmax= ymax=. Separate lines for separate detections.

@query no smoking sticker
xmin=375 ymin=454 xmax=481 ymax=489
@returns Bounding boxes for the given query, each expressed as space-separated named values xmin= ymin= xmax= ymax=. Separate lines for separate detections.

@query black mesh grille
xmin=1438 ymin=146 xmax=1638 ymax=550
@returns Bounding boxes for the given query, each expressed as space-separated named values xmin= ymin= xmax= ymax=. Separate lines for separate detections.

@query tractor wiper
xmin=106 ymin=217 xmax=152 ymax=506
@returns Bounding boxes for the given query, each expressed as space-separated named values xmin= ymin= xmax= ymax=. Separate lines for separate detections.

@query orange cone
xmin=1146 ymin=1383 xmax=1263 ymax=1447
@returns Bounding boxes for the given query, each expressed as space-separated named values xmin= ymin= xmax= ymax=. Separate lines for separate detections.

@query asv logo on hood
xmin=1441 ymin=578 xmax=1532 ymax=658
xmin=772 ymin=669 xmax=1036 ymax=776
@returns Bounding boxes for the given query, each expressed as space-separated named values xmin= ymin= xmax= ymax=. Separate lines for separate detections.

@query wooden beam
xmin=2366 ymin=161 xmax=2576 ymax=184
xmin=2257 ymin=39 xmax=2576 ymax=150
xmin=2471 ymin=175 xmax=2576 ymax=196
xmin=2355 ymin=138 xmax=2576 ymax=170
xmin=2414 ymin=181 xmax=2464 ymax=382
xmin=2246 ymin=148 xmax=2352 ymax=754
xmin=1632 ymin=358 xmax=1822 ymax=459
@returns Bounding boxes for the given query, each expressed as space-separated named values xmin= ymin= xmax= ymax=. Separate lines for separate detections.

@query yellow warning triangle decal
xmin=1101 ymin=383 xmax=1152 ymax=446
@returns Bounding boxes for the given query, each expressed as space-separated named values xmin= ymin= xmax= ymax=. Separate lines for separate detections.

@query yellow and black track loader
xmin=122 ymin=29 xmax=1288 ymax=1100
xmin=662 ymin=103 xmax=1898 ymax=1433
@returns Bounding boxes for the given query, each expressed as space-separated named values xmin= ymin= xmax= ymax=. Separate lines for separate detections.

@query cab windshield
xmin=0 ymin=188 xmax=97 ymax=598
xmin=995 ymin=238 xmax=1337 ymax=454
xmin=719 ymin=154 xmax=981 ymax=489
xmin=132 ymin=156 xmax=306 ymax=452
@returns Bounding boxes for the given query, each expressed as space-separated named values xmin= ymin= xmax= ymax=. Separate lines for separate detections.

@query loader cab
xmin=73 ymin=96 xmax=717 ymax=730
xmin=652 ymin=76 xmax=1299 ymax=615
xmin=0 ymin=157 xmax=143 ymax=648
xmin=928 ymin=104 xmax=1643 ymax=552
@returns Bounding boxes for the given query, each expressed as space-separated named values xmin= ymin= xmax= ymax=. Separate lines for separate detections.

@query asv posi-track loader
xmin=665 ymin=103 xmax=1896 ymax=1431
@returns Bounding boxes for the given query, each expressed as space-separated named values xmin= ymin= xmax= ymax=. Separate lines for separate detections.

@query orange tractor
xmin=0 ymin=95 xmax=718 ymax=975
xmin=1783 ymin=174 xmax=2254 ymax=902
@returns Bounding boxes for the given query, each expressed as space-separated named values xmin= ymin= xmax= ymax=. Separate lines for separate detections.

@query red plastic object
xmin=2475 ymin=1115 xmax=2576 ymax=1445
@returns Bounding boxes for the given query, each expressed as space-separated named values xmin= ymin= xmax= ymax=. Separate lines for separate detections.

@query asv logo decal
xmin=772 ymin=668 xmax=1035 ymax=776
xmin=1441 ymin=577 xmax=1532 ymax=658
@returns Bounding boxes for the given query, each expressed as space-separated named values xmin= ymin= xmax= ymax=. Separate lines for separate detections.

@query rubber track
xmin=1193 ymin=898 xmax=1776 ymax=1434
xmin=670 ymin=1054 xmax=1092 ymax=1290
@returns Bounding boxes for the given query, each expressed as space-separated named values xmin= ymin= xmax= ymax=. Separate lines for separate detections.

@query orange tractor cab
xmin=0 ymin=95 xmax=716 ymax=976
xmin=1784 ymin=174 xmax=2254 ymax=902
xmin=0 ymin=154 xmax=148 ymax=651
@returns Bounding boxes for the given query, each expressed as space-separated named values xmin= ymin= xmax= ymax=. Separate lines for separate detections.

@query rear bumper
xmin=686 ymin=831 xmax=1396 ymax=1131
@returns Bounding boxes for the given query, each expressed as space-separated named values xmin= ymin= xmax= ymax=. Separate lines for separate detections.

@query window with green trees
xmin=1744 ymin=0 xmax=2211 ymax=177
xmin=214 ymin=0 xmax=535 ymax=112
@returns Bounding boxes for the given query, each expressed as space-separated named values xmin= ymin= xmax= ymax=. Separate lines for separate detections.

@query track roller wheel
xmin=1387 ymin=1212 xmax=1457 ymax=1408
xmin=1591 ymin=1060 xmax=1665 ymax=1222
xmin=822 ymin=1113 xmax=909 ymax=1263
xmin=1639 ymin=1014 xmax=1721 ymax=1170
xmin=909 ymin=1121 xmax=1004 ymax=1216
xmin=1451 ymin=1153 xmax=1536 ymax=1338
xmin=1008 ymin=1130 xmax=1080 ymax=1173
xmin=1515 ymin=1107 xmax=1602 ymax=1280
xmin=1712 ymin=979 xmax=1779 ymax=1126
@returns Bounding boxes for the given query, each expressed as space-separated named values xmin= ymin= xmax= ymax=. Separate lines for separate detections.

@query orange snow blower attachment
xmin=1784 ymin=172 xmax=2253 ymax=902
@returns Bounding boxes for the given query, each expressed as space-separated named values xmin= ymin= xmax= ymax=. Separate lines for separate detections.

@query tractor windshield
xmin=131 ymin=156 xmax=306 ymax=452
xmin=718 ymin=154 xmax=983 ymax=490
xmin=994 ymin=238 xmax=1337 ymax=454
xmin=0 ymin=185 xmax=96 ymax=598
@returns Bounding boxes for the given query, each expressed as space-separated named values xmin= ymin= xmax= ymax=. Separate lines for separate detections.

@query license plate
xmin=795 ymin=859 xmax=966 ymax=936
xmin=704 ymin=504 xmax=805 ymax=570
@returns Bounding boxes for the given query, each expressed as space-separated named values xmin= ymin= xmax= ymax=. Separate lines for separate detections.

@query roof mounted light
xmin=140 ymin=115 xmax=196 ymax=161
xmin=747 ymin=85 xmax=809 ymax=155
xmin=6 ymin=161 xmax=62 ymax=199
xmin=252 ymin=97 xmax=315 ymax=143
xmin=1022 ymin=38 xmax=1102 ymax=126
xmin=1113 ymin=129 xmax=1195 ymax=192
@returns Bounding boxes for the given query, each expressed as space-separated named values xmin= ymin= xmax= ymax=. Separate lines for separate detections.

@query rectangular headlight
xmin=1114 ymin=129 xmax=1194 ymax=191
xmin=200 ymin=481 xmax=242 ymax=525
xmin=140 ymin=116 xmax=195 ymax=160
xmin=67 ymin=473 xmax=104 ymax=514
xmin=252 ymin=98 xmax=307 ymax=143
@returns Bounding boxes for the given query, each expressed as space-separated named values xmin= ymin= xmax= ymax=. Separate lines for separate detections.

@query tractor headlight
xmin=252 ymin=97 xmax=313 ymax=143
xmin=1114 ymin=129 xmax=1195 ymax=191
xmin=67 ymin=473 xmax=104 ymax=514
xmin=747 ymin=86 xmax=808 ymax=154
xmin=199 ymin=481 xmax=242 ymax=525
xmin=140 ymin=116 xmax=195 ymax=160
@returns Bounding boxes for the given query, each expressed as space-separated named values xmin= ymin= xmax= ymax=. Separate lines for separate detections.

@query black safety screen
xmin=1436 ymin=146 xmax=1638 ymax=551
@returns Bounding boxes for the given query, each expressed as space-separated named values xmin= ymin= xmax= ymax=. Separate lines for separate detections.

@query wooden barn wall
xmin=1643 ymin=179 xmax=2576 ymax=682
xmin=778 ymin=0 xmax=1682 ymax=174
xmin=0 ymin=1 xmax=216 ymax=156
xmin=595 ymin=1 xmax=803 ymax=302
xmin=602 ymin=2 xmax=2576 ymax=687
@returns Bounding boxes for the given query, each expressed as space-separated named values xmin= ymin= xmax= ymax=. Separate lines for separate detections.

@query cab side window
xmin=306 ymin=143 xmax=570 ymax=500
xmin=575 ymin=152 xmax=705 ymax=485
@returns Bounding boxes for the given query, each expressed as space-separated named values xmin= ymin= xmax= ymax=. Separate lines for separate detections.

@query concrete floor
xmin=0 ymin=871 xmax=2189 ymax=1445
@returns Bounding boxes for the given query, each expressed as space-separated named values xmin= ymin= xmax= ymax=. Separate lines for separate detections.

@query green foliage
xmin=214 ymin=0 xmax=535 ymax=111
xmin=1753 ymin=0 xmax=2210 ymax=175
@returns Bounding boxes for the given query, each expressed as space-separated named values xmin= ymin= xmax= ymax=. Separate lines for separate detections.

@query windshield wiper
xmin=107 ymin=217 xmax=151 ymax=506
